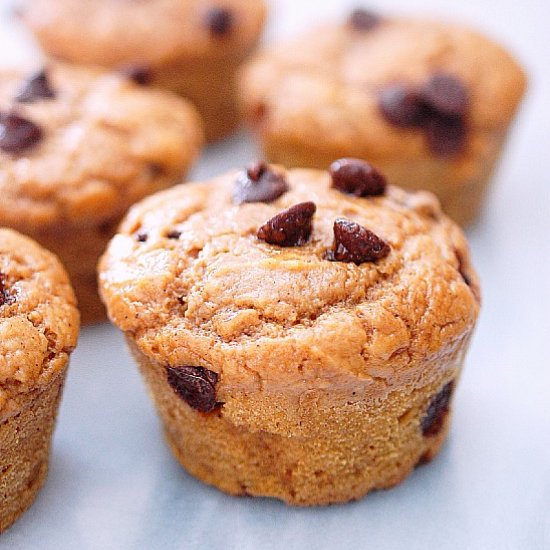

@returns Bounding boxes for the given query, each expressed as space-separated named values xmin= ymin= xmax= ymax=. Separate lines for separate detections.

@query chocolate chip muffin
xmin=0 ymin=63 xmax=203 ymax=323
xmin=21 ymin=0 xmax=267 ymax=142
xmin=99 ymin=159 xmax=480 ymax=505
xmin=0 ymin=229 xmax=79 ymax=532
xmin=239 ymin=9 xmax=527 ymax=226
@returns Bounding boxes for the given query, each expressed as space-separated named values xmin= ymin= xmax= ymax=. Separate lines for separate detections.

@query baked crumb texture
xmin=99 ymin=166 xmax=480 ymax=505
xmin=239 ymin=15 xmax=527 ymax=225
xmin=0 ymin=229 xmax=79 ymax=531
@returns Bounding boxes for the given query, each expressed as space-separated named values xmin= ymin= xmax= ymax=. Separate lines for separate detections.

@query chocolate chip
xmin=330 ymin=158 xmax=387 ymax=197
xmin=421 ymin=381 xmax=454 ymax=436
xmin=205 ymin=7 xmax=233 ymax=36
xmin=348 ymin=8 xmax=381 ymax=31
xmin=455 ymin=249 xmax=471 ymax=287
xmin=327 ymin=218 xmax=390 ymax=264
xmin=257 ymin=202 xmax=316 ymax=247
xmin=233 ymin=162 xmax=289 ymax=204
xmin=423 ymin=73 xmax=469 ymax=118
xmin=0 ymin=273 xmax=15 ymax=307
xmin=415 ymin=452 xmax=432 ymax=468
xmin=425 ymin=114 xmax=466 ymax=157
xmin=15 ymin=69 xmax=56 ymax=103
xmin=166 ymin=230 xmax=181 ymax=240
xmin=120 ymin=64 xmax=153 ymax=86
xmin=379 ymin=84 xmax=426 ymax=127
xmin=136 ymin=232 xmax=148 ymax=243
xmin=0 ymin=112 xmax=43 ymax=154
xmin=166 ymin=366 xmax=219 ymax=413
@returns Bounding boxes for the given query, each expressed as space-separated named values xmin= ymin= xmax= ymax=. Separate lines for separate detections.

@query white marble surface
xmin=1 ymin=1 xmax=549 ymax=549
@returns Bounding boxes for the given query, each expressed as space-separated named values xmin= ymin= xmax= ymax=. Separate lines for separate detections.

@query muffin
xmin=99 ymin=159 xmax=480 ymax=505
xmin=239 ymin=9 xmax=527 ymax=226
xmin=0 ymin=229 xmax=79 ymax=532
xmin=21 ymin=0 xmax=267 ymax=142
xmin=0 ymin=62 xmax=203 ymax=323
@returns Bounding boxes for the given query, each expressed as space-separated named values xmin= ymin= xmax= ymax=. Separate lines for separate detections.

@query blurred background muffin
xmin=240 ymin=9 xmax=527 ymax=226
xmin=21 ymin=0 xmax=267 ymax=142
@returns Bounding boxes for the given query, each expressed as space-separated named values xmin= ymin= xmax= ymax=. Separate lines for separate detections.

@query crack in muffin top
xmin=99 ymin=166 xmax=480 ymax=382
xmin=0 ymin=63 xmax=203 ymax=229
xmin=0 ymin=229 xmax=79 ymax=420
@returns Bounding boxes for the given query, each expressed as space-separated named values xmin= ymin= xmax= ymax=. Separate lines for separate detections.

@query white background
xmin=1 ymin=0 xmax=549 ymax=549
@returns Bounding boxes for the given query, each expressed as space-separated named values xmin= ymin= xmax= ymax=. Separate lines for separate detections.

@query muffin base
xmin=0 ymin=372 xmax=66 ymax=532
xmin=128 ymin=338 xmax=464 ymax=506
xmin=153 ymin=56 xmax=246 ymax=142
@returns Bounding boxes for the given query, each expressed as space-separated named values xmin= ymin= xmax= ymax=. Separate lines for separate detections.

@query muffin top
xmin=0 ymin=63 xmax=203 ymax=230
xmin=0 ymin=229 xmax=79 ymax=420
xmin=99 ymin=161 xmax=480 ymax=394
xmin=240 ymin=10 xmax=526 ymax=161
xmin=22 ymin=0 xmax=267 ymax=66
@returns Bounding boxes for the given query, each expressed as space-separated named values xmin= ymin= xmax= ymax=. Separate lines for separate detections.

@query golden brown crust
xmin=22 ymin=0 xmax=267 ymax=66
xmin=0 ymin=371 xmax=66 ymax=532
xmin=100 ymin=165 xmax=480 ymax=504
xmin=0 ymin=62 xmax=204 ymax=230
xmin=0 ymin=229 xmax=79 ymax=421
xmin=99 ymin=167 xmax=479 ymax=390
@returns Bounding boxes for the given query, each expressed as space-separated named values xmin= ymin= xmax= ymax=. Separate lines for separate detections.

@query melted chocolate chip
xmin=166 ymin=230 xmax=182 ymax=240
xmin=0 ymin=273 xmax=14 ymax=307
xmin=205 ymin=7 xmax=233 ymax=36
xmin=120 ymin=64 xmax=153 ymax=86
xmin=233 ymin=162 xmax=289 ymax=204
xmin=15 ymin=69 xmax=56 ymax=103
xmin=423 ymin=73 xmax=469 ymax=118
xmin=421 ymin=381 xmax=454 ymax=436
xmin=349 ymin=8 xmax=381 ymax=31
xmin=330 ymin=158 xmax=387 ymax=197
xmin=379 ymin=84 xmax=426 ymax=127
xmin=257 ymin=202 xmax=316 ymax=247
xmin=327 ymin=218 xmax=390 ymax=264
xmin=166 ymin=366 xmax=219 ymax=413
xmin=425 ymin=114 xmax=466 ymax=157
xmin=0 ymin=112 xmax=43 ymax=154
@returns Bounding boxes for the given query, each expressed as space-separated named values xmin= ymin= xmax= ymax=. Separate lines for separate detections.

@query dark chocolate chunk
xmin=348 ymin=8 xmax=381 ymax=31
xmin=120 ymin=64 xmax=153 ymax=86
xmin=421 ymin=381 xmax=454 ymax=436
xmin=0 ymin=112 xmax=43 ymax=154
xmin=379 ymin=84 xmax=426 ymax=127
xmin=327 ymin=218 xmax=390 ymax=264
xmin=0 ymin=273 xmax=14 ymax=307
xmin=205 ymin=7 xmax=233 ymax=36
xmin=15 ymin=69 xmax=56 ymax=103
xmin=330 ymin=158 xmax=387 ymax=197
xmin=166 ymin=366 xmax=219 ymax=413
xmin=233 ymin=162 xmax=289 ymax=204
xmin=166 ymin=230 xmax=182 ymax=240
xmin=425 ymin=113 xmax=466 ymax=157
xmin=423 ymin=73 xmax=469 ymax=118
xmin=257 ymin=202 xmax=316 ymax=247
